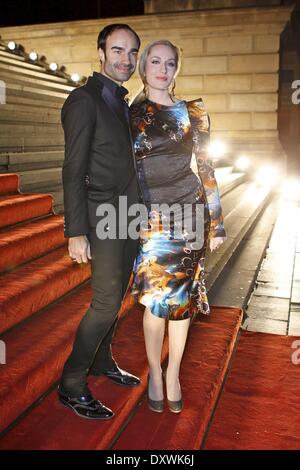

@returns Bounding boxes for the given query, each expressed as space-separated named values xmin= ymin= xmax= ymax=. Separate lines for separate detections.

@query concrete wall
xmin=0 ymin=5 xmax=293 ymax=158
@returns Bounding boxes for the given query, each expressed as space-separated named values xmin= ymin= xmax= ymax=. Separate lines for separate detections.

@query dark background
xmin=0 ymin=0 xmax=144 ymax=27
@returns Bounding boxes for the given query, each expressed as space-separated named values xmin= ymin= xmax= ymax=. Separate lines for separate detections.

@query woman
xmin=130 ymin=40 xmax=226 ymax=413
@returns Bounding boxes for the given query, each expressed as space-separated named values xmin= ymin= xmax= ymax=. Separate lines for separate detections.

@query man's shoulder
xmin=61 ymin=81 xmax=100 ymax=123
xmin=62 ymin=79 xmax=100 ymax=116
xmin=66 ymin=81 xmax=96 ymax=103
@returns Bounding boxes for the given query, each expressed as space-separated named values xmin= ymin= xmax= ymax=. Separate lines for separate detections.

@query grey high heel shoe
xmin=165 ymin=373 xmax=183 ymax=413
xmin=147 ymin=375 xmax=164 ymax=413
xmin=167 ymin=397 xmax=183 ymax=413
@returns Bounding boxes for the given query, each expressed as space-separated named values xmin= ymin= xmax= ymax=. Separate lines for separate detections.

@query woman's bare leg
xmin=166 ymin=318 xmax=191 ymax=401
xmin=143 ymin=306 xmax=165 ymax=400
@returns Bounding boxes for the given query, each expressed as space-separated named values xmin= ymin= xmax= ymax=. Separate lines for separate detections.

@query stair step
xmin=6 ymin=81 xmax=69 ymax=100
xmin=0 ymin=57 xmax=72 ymax=86
xmin=6 ymin=93 xmax=63 ymax=109
xmin=0 ymin=244 xmax=91 ymax=334
xmin=0 ymin=306 xmax=242 ymax=449
xmin=113 ymin=307 xmax=242 ymax=450
xmin=0 ymin=193 xmax=54 ymax=229
xmin=18 ymin=168 xmax=62 ymax=192
xmin=205 ymin=183 xmax=272 ymax=288
xmin=0 ymin=173 xmax=19 ymax=195
xmin=203 ymin=331 xmax=300 ymax=450
xmin=0 ymin=214 xmax=65 ymax=273
xmin=0 ymin=283 xmax=92 ymax=433
xmin=0 ymin=68 xmax=73 ymax=93
xmin=0 ymin=107 xmax=60 ymax=125
xmin=0 ymin=281 xmax=144 ymax=437
xmin=0 ymin=134 xmax=64 ymax=153
xmin=0 ymin=50 xmax=70 ymax=79
xmin=48 ymin=189 xmax=64 ymax=212
xmin=0 ymin=123 xmax=62 ymax=134
xmin=1 ymin=150 xmax=64 ymax=172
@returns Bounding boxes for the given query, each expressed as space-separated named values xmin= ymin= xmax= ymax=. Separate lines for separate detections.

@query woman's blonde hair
xmin=131 ymin=39 xmax=182 ymax=105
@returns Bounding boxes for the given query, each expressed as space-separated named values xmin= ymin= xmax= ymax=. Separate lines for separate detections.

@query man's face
xmin=98 ymin=29 xmax=139 ymax=84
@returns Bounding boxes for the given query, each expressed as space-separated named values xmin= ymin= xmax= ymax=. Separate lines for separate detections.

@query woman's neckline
xmin=145 ymin=98 xmax=185 ymax=108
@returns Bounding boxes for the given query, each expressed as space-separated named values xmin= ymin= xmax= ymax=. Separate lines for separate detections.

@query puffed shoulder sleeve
xmin=187 ymin=99 xmax=226 ymax=239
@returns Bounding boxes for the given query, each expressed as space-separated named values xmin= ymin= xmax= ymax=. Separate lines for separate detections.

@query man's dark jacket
xmin=61 ymin=72 xmax=138 ymax=237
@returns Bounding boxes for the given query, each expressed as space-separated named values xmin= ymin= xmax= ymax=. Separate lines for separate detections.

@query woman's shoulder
xmin=186 ymin=98 xmax=210 ymax=132
xmin=186 ymin=97 xmax=206 ymax=112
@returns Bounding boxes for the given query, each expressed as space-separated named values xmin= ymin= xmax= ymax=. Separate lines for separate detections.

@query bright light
xmin=8 ymin=41 xmax=16 ymax=50
xmin=71 ymin=73 xmax=80 ymax=82
xmin=208 ymin=140 xmax=226 ymax=159
xmin=235 ymin=155 xmax=250 ymax=171
xmin=29 ymin=51 xmax=38 ymax=61
xmin=49 ymin=62 xmax=58 ymax=71
xmin=255 ymin=165 xmax=279 ymax=187
xmin=281 ymin=177 xmax=300 ymax=201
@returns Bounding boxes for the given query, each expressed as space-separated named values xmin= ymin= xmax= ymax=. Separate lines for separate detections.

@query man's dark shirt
xmin=92 ymin=71 xmax=129 ymax=122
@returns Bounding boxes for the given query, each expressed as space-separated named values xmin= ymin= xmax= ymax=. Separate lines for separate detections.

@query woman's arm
xmin=188 ymin=99 xmax=226 ymax=240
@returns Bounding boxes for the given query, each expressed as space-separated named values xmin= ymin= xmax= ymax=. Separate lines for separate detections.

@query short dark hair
xmin=97 ymin=24 xmax=140 ymax=52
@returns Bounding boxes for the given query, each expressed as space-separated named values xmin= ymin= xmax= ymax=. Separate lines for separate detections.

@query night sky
xmin=0 ymin=0 xmax=144 ymax=27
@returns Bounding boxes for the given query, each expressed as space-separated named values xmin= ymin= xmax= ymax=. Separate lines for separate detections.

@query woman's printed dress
xmin=130 ymin=98 xmax=226 ymax=320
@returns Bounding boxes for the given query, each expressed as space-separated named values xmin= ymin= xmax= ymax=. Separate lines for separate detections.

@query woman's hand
xmin=209 ymin=236 xmax=226 ymax=252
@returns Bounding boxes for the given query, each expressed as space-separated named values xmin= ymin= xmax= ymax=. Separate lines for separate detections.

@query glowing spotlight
xmin=71 ymin=73 xmax=80 ymax=82
xmin=29 ymin=51 xmax=38 ymax=61
xmin=49 ymin=62 xmax=58 ymax=71
xmin=281 ymin=177 xmax=300 ymax=201
xmin=255 ymin=165 xmax=279 ymax=187
xmin=7 ymin=41 xmax=16 ymax=50
xmin=208 ymin=140 xmax=226 ymax=160
xmin=235 ymin=155 xmax=250 ymax=171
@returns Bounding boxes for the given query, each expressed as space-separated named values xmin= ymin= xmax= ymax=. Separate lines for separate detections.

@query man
xmin=58 ymin=24 xmax=141 ymax=420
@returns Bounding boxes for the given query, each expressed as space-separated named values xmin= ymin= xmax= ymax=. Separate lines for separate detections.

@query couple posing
xmin=59 ymin=23 xmax=226 ymax=419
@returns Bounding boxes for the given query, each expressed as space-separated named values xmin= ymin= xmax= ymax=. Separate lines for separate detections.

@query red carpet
xmin=0 ymin=173 xmax=91 ymax=432
xmin=0 ymin=306 xmax=242 ymax=450
xmin=0 ymin=215 xmax=65 ymax=273
xmin=113 ymin=306 xmax=242 ymax=450
xmin=0 ymin=172 xmax=253 ymax=451
xmin=203 ymin=331 xmax=300 ymax=450
xmin=0 ymin=303 xmax=148 ymax=450
xmin=0 ymin=245 xmax=90 ymax=334
xmin=0 ymin=284 xmax=92 ymax=432
xmin=0 ymin=193 xmax=54 ymax=229
xmin=0 ymin=173 xmax=19 ymax=195
xmin=0 ymin=172 xmax=244 ymax=450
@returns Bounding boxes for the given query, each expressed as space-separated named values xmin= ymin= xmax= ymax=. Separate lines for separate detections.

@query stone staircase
xmin=0 ymin=46 xmax=72 ymax=212
xmin=0 ymin=167 xmax=274 ymax=449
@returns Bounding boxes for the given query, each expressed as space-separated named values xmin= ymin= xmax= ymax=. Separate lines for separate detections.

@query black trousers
xmin=60 ymin=219 xmax=138 ymax=396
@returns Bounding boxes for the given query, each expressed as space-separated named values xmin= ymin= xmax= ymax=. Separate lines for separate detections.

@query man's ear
xmin=98 ymin=47 xmax=105 ymax=63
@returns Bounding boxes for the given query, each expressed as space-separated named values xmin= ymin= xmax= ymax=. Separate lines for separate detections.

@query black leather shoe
xmin=58 ymin=389 xmax=114 ymax=420
xmin=91 ymin=365 xmax=141 ymax=387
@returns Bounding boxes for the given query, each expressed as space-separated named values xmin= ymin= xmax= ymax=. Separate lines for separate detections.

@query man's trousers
xmin=59 ymin=219 xmax=138 ymax=396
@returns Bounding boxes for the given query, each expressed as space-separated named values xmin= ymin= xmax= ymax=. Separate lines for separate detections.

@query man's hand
xmin=209 ymin=236 xmax=226 ymax=252
xmin=68 ymin=235 xmax=91 ymax=263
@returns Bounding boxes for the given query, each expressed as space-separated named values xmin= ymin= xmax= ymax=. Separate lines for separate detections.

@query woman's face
xmin=144 ymin=44 xmax=177 ymax=92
